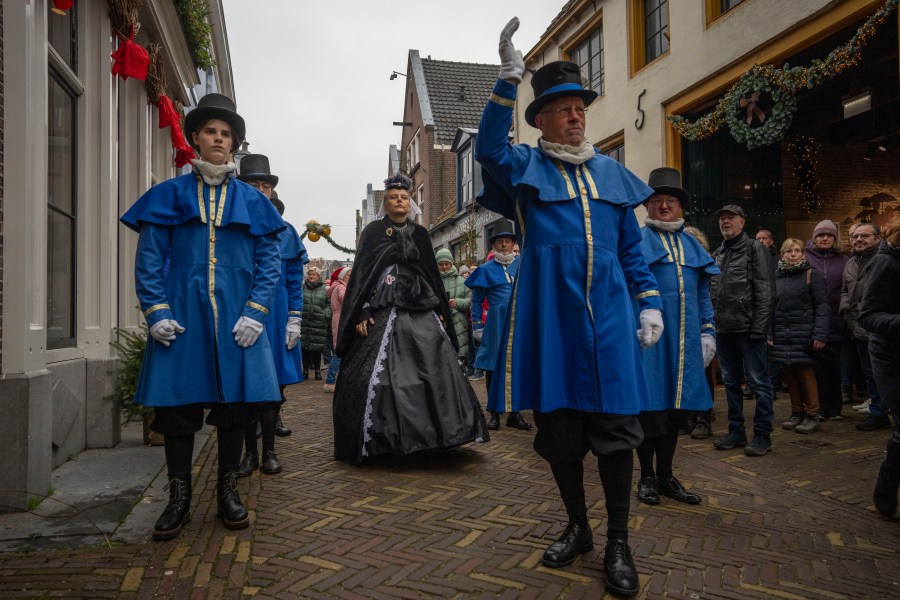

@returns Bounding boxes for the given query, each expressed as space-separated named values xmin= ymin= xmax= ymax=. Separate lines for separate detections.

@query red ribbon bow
xmin=739 ymin=91 xmax=767 ymax=126
xmin=111 ymin=28 xmax=149 ymax=81
xmin=155 ymin=95 xmax=196 ymax=167
xmin=53 ymin=0 xmax=74 ymax=10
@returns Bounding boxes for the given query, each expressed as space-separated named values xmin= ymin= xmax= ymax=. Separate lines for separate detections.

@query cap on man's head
xmin=714 ymin=204 xmax=746 ymax=218
xmin=813 ymin=219 xmax=838 ymax=238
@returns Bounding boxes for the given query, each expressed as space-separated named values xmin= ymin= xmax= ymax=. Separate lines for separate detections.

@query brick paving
xmin=1 ymin=380 xmax=899 ymax=599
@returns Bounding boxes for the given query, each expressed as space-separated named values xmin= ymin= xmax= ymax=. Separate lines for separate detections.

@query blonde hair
xmin=780 ymin=238 xmax=804 ymax=255
xmin=683 ymin=226 xmax=710 ymax=251
xmin=882 ymin=223 xmax=900 ymax=246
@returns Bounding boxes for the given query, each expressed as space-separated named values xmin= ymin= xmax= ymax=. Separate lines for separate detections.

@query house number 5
xmin=635 ymin=89 xmax=646 ymax=130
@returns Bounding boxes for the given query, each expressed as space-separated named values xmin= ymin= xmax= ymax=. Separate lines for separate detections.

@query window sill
xmin=47 ymin=346 xmax=85 ymax=364
xmin=631 ymin=51 xmax=669 ymax=78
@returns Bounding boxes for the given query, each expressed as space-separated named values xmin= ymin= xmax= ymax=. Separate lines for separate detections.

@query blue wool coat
xmin=474 ymin=79 xmax=662 ymax=415
xmin=638 ymin=226 xmax=719 ymax=412
xmin=120 ymin=172 xmax=285 ymax=407
xmin=465 ymin=258 xmax=520 ymax=375
xmin=265 ymin=222 xmax=308 ymax=386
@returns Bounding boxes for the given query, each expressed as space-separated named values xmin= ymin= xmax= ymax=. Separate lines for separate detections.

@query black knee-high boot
xmin=542 ymin=461 xmax=593 ymax=568
xmin=217 ymin=426 xmax=249 ymax=529
xmin=259 ymin=404 xmax=282 ymax=474
xmin=597 ymin=450 xmax=639 ymax=596
xmin=154 ymin=434 xmax=194 ymax=540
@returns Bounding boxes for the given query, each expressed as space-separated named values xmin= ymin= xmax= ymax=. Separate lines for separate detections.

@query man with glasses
xmin=841 ymin=222 xmax=891 ymax=431
xmin=472 ymin=18 xmax=663 ymax=597
xmin=710 ymin=204 xmax=776 ymax=456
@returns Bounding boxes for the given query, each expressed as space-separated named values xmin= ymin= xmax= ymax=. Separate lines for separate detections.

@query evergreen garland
xmin=173 ymin=0 xmax=216 ymax=71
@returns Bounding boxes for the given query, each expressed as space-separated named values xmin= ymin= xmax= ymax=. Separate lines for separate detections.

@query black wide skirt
xmin=333 ymin=306 xmax=489 ymax=463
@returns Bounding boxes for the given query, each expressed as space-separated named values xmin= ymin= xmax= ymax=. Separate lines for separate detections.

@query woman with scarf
xmin=332 ymin=174 xmax=488 ymax=463
xmin=771 ymin=238 xmax=830 ymax=435
xmin=120 ymin=94 xmax=284 ymax=540
xmin=435 ymin=248 xmax=472 ymax=370
xmin=301 ymin=267 xmax=331 ymax=381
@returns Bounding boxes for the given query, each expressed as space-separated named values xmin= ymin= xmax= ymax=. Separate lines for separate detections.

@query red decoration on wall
xmin=53 ymin=0 xmax=75 ymax=10
xmin=111 ymin=30 xmax=150 ymax=81
xmin=154 ymin=95 xmax=195 ymax=168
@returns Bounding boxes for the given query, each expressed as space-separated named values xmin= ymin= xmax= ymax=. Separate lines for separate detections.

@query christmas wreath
xmin=724 ymin=70 xmax=797 ymax=150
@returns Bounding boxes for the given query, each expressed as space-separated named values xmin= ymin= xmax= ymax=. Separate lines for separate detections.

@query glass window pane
xmin=47 ymin=209 xmax=75 ymax=347
xmin=48 ymin=75 xmax=75 ymax=213
xmin=47 ymin=4 xmax=75 ymax=70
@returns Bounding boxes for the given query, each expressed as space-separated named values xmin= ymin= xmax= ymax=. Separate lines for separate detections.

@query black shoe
xmin=274 ymin=411 xmax=292 ymax=437
xmin=874 ymin=435 xmax=900 ymax=518
xmin=744 ymin=434 xmax=772 ymax=457
xmin=217 ymin=470 xmax=249 ymax=529
xmin=153 ymin=474 xmax=191 ymax=541
xmin=302 ymin=370 xmax=309 ymax=380
xmin=505 ymin=412 xmax=532 ymax=431
xmin=261 ymin=450 xmax=282 ymax=475
xmin=487 ymin=412 xmax=500 ymax=430
xmin=541 ymin=518 xmax=594 ymax=568
xmin=604 ymin=540 xmax=639 ymax=596
xmin=657 ymin=476 xmax=702 ymax=504
xmin=636 ymin=476 xmax=660 ymax=505
xmin=690 ymin=421 xmax=711 ymax=440
xmin=237 ymin=452 xmax=259 ymax=477
xmin=856 ymin=415 xmax=892 ymax=431
xmin=713 ymin=431 xmax=747 ymax=450
xmin=315 ymin=370 xmax=323 ymax=381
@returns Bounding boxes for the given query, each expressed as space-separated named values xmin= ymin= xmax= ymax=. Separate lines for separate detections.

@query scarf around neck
xmin=539 ymin=138 xmax=595 ymax=165
xmin=777 ymin=260 xmax=808 ymax=275
xmin=645 ymin=217 xmax=685 ymax=233
xmin=191 ymin=159 xmax=236 ymax=186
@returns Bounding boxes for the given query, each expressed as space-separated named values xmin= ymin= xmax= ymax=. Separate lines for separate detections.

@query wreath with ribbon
xmin=300 ymin=221 xmax=356 ymax=254
xmin=724 ymin=70 xmax=798 ymax=150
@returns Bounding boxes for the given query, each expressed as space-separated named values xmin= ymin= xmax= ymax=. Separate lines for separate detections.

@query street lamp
xmin=233 ymin=140 xmax=250 ymax=169
xmin=390 ymin=71 xmax=407 ymax=80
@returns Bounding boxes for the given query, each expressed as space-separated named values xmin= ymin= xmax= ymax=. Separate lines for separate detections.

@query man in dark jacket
xmin=805 ymin=220 xmax=850 ymax=419
xmin=710 ymin=205 xmax=776 ymax=456
xmin=841 ymin=222 xmax=890 ymax=431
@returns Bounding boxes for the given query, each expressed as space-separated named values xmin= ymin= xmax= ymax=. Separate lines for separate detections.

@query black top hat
xmin=525 ymin=61 xmax=599 ymax=127
xmin=183 ymin=93 xmax=246 ymax=152
xmin=489 ymin=230 xmax=517 ymax=245
xmin=647 ymin=167 xmax=690 ymax=207
xmin=238 ymin=154 xmax=278 ymax=188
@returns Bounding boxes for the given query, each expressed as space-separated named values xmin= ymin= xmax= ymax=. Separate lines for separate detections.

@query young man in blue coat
xmin=120 ymin=94 xmax=284 ymax=540
xmin=465 ymin=230 xmax=531 ymax=431
xmin=474 ymin=19 xmax=663 ymax=597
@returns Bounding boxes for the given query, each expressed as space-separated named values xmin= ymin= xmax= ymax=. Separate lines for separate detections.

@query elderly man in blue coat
xmin=474 ymin=18 xmax=663 ymax=597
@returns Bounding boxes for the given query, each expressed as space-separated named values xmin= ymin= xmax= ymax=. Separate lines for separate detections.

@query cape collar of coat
xmin=464 ymin=257 xmax=520 ymax=290
xmin=641 ymin=225 xmax=719 ymax=275
xmin=120 ymin=172 xmax=285 ymax=237
xmin=278 ymin=222 xmax=309 ymax=261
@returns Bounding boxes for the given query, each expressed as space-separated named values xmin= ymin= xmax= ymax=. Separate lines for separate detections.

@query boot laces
xmin=164 ymin=477 xmax=188 ymax=501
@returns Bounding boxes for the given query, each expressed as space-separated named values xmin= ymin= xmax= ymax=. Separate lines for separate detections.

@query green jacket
xmin=301 ymin=279 xmax=331 ymax=352
xmin=440 ymin=266 xmax=471 ymax=359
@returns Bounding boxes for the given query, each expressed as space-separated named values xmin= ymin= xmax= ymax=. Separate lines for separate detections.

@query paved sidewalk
xmin=1 ymin=380 xmax=898 ymax=598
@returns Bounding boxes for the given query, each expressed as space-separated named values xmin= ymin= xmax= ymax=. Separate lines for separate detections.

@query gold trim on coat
xmin=246 ymin=301 xmax=269 ymax=315
xmin=490 ymin=93 xmax=516 ymax=108
xmin=143 ymin=303 xmax=170 ymax=318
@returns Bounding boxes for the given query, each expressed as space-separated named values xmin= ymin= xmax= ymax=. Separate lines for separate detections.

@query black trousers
xmin=152 ymin=403 xmax=251 ymax=478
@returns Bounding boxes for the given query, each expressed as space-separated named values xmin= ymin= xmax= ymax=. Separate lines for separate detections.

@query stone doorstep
xmin=0 ymin=422 xmax=212 ymax=551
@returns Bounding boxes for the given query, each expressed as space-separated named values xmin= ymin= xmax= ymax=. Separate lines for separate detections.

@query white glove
xmin=472 ymin=327 xmax=484 ymax=342
xmin=232 ymin=316 xmax=264 ymax=348
xmin=149 ymin=319 xmax=184 ymax=347
xmin=637 ymin=308 xmax=664 ymax=349
xmin=701 ymin=333 xmax=716 ymax=368
xmin=498 ymin=17 xmax=525 ymax=84
xmin=285 ymin=317 xmax=302 ymax=350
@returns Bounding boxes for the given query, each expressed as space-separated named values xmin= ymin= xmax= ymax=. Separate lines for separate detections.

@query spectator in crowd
xmin=771 ymin=238 xmax=829 ymax=435
xmin=756 ymin=229 xmax=779 ymax=262
xmin=710 ymin=204 xmax=776 ymax=456
xmin=301 ymin=267 xmax=331 ymax=381
xmin=475 ymin=22 xmax=664 ymax=595
xmin=635 ymin=168 xmax=717 ymax=507
xmin=841 ymin=222 xmax=890 ymax=431
xmin=858 ymin=223 xmax=900 ymax=517
xmin=323 ymin=268 xmax=350 ymax=393
xmin=436 ymin=249 xmax=472 ymax=371
xmin=459 ymin=265 xmax=472 ymax=279
xmin=465 ymin=230 xmax=531 ymax=431
xmin=804 ymin=220 xmax=850 ymax=419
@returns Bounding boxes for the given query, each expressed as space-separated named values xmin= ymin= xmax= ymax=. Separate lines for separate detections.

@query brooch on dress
xmin=386 ymin=227 xmax=393 ymax=236
xmin=385 ymin=274 xmax=396 ymax=286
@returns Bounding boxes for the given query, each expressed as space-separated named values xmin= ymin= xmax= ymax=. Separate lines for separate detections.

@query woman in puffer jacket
xmin=301 ymin=267 xmax=331 ymax=380
xmin=435 ymin=248 xmax=472 ymax=369
xmin=769 ymin=238 xmax=830 ymax=435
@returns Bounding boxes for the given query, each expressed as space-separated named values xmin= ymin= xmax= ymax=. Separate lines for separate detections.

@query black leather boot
xmin=274 ymin=409 xmax=291 ymax=437
xmin=153 ymin=473 xmax=191 ymax=541
xmin=237 ymin=452 xmax=259 ymax=477
xmin=541 ymin=516 xmax=594 ymax=568
xmin=487 ymin=412 xmax=500 ymax=430
xmin=874 ymin=434 xmax=900 ymax=517
xmin=261 ymin=450 xmax=282 ymax=475
xmin=604 ymin=540 xmax=639 ymax=596
xmin=303 ymin=370 xmax=309 ymax=379
xmin=217 ymin=470 xmax=249 ymax=529
xmin=506 ymin=412 xmax=533 ymax=431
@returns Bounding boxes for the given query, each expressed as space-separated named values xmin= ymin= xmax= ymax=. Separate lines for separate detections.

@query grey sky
xmin=222 ymin=1 xmax=564 ymax=260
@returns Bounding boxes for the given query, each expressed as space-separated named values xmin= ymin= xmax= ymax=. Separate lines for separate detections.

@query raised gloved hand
xmin=636 ymin=308 xmax=664 ymax=349
xmin=232 ymin=316 xmax=264 ymax=348
xmin=498 ymin=17 xmax=525 ymax=84
xmin=472 ymin=327 xmax=484 ymax=342
xmin=149 ymin=319 xmax=185 ymax=347
xmin=285 ymin=317 xmax=302 ymax=350
xmin=701 ymin=333 xmax=716 ymax=368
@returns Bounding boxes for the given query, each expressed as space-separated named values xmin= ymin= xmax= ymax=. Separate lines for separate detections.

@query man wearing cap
xmin=465 ymin=229 xmax=530 ymax=431
xmin=635 ymin=168 xmax=718 ymax=507
xmin=236 ymin=155 xmax=308 ymax=477
xmin=710 ymin=204 xmax=776 ymax=456
xmin=473 ymin=18 xmax=663 ymax=597
xmin=805 ymin=220 xmax=849 ymax=418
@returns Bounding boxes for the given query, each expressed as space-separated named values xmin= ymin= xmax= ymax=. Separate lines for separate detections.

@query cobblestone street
xmin=1 ymin=379 xmax=899 ymax=599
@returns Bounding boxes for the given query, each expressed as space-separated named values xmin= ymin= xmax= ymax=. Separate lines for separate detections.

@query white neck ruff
xmin=645 ymin=217 xmax=685 ymax=232
xmin=191 ymin=159 xmax=236 ymax=186
xmin=539 ymin=138 xmax=595 ymax=165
